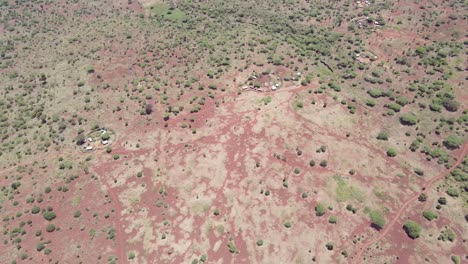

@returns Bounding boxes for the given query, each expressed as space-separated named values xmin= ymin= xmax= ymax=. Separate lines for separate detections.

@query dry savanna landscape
xmin=0 ymin=0 xmax=467 ymax=263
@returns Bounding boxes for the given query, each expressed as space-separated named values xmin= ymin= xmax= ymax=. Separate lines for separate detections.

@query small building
xmin=86 ymin=146 xmax=93 ymax=151
xmin=102 ymin=140 xmax=109 ymax=145
xmin=88 ymin=138 xmax=93 ymax=142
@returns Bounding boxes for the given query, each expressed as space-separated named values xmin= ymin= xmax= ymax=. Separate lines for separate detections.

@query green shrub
xmin=213 ymin=208 xmax=220 ymax=216
xmin=368 ymin=89 xmax=384 ymax=98
xmin=438 ymin=227 xmax=456 ymax=242
xmin=74 ymin=210 xmax=82 ymax=218
xmin=446 ymin=187 xmax=459 ymax=197
xmin=101 ymin=132 xmax=110 ymax=140
xmin=43 ymin=211 xmax=56 ymax=221
xmin=387 ymin=103 xmax=401 ymax=112
xmin=37 ymin=242 xmax=45 ymax=251
xmin=256 ymin=240 xmax=263 ymax=246
xmin=422 ymin=211 xmax=438 ymax=221
xmin=46 ymin=224 xmax=56 ymax=232
xmin=386 ymin=148 xmax=397 ymax=157
xmin=320 ymin=160 xmax=327 ymax=167
xmin=113 ymin=154 xmax=120 ymax=160
xmin=31 ymin=206 xmax=40 ymax=214
xmin=315 ymin=203 xmax=326 ymax=216
xmin=399 ymin=113 xmax=417 ymax=125
xmin=443 ymin=135 xmax=463 ymax=149
xmin=376 ymin=132 xmax=388 ymax=141
xmin=403 ymin=220 xmax=422 ymax=239
xmin=309 ymin=160 xmax=316 ymax=167
xmin=227 ymin=240 xmax=238 ymax=253
xmin=370 ymin=211 xmax=385 ymax=229
xmin=451 ymin=255 xmax=460 ymax=264
xmin=328 ymin=215 xmax=337 ymax=224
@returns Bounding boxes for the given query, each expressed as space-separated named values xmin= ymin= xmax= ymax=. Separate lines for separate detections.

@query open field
xmin=0 ymin=0 xmax=466 ymax=263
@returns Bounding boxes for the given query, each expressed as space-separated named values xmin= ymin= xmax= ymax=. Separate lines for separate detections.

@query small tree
xmin=386 ymin=148 xmax=397 ymax=157
xmin=43 ymin=211 xmax=56 ymax=221
xmin=315 ymin=203 xmax=326 ymax=216
xmin=403 ymin=220 xmax=422 ymax=239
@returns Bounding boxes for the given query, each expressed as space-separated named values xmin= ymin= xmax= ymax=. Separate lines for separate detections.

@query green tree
xmin=315 ymin=203 xmax=326 ymax=216
xmin=386 ymin=148 xmax=397 ymax=157
xmin=403 ymin=220 xmax=422 ymax=239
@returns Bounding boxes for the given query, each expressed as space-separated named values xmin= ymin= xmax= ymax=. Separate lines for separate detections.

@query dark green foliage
xmin=328 ymin=215 xmax=337 ymax=224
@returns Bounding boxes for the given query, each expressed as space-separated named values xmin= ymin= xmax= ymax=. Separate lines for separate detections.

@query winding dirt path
xmin=351 ymin=143 xmax=467 ymax=264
